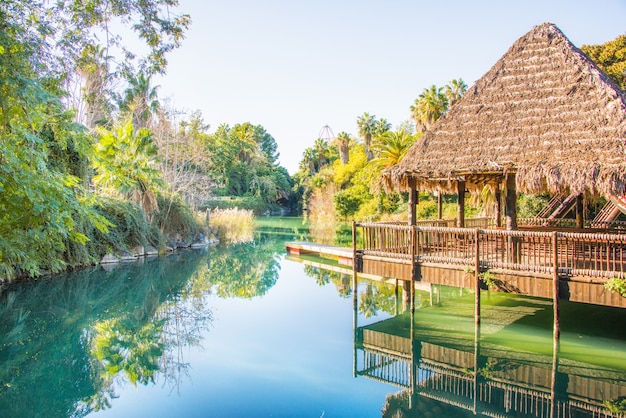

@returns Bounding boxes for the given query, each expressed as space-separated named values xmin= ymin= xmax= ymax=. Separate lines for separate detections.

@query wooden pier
xmin=285 ymin=241 xmax=354 ymax=266
xmin=285 ymin=221 xmax=626 ymax=311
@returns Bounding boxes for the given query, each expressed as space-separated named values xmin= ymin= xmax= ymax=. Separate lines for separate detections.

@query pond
xmin=1 ymin=217 xmax=626 ymax=417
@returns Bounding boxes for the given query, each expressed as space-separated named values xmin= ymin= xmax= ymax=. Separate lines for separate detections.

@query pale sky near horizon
xmin=151 ymin=0 xmax=626 ymax=174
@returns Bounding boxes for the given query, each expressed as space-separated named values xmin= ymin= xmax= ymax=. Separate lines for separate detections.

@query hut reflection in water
xmin=350 ymin=275 xmax=626 ymax=418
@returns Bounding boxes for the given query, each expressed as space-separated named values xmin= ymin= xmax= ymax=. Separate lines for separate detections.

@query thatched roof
xmin=384 ymin=23 xmax=626 ymax=196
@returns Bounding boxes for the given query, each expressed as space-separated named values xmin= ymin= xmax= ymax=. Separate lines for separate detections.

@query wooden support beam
xmin=495 ymin=185 xmax=502 ymax=228
xmin=475 ymin=228 xmax=481 ymax=325
xmin=552 ymin=231 xmax=560 ymax=339
xmin=576 ymin=194 xmax=584 ymax=228
xmin=505 ymin=173 xmax=517 ymax=230
xmin=457 ymin=180 xmax=466 ymax=228
xmin=408 ymin=178 xmax=418 ymax=226
xmin=437 ymin=192 xmax=443 ymax=220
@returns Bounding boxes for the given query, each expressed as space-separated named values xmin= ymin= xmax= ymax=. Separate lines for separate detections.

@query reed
xmin=210 ymin=208 xmax=255 ymax=244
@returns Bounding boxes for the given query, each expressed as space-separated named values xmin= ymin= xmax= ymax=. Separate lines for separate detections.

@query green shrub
xmin=153 ymin=193 xmax=201 ymax=241
xmin=90 ymin=196 xmax=158 ymax=255
xmin=333 ymin=189 xmax=363 ymax=219
xmin=517 ymin=193 xmax=550 ymax=218
xmin=604 ymin=278 xmax=626 ymax=297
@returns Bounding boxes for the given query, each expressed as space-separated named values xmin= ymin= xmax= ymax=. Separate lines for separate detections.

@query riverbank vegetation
xmin=0 ymin=1 xmax=291 ymax=283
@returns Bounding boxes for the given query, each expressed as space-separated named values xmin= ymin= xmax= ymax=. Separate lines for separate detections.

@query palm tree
xmin=357 ymin=112 xmax=376 ymax=161
xmin=410 ymin=85 xmax=449 ymax=132
xmin=313 ymin=137 xmax=331 ymax=168
xmin=374 ymin=118 xmax=392 ymax=138
xmin=93 ymin=119 xmax=164 ymax=217
xmin=300 ymin=148 xmax=317 ymax=174
xmin=371 ymin=129 xmax=417 ymax=171
xmin=120 ymin=71 xmax=160 ymax=130
xmin=444 ymin=78 xmax=468 ymax=107
xmin=334 ymin=131 xmax=353 ymax=164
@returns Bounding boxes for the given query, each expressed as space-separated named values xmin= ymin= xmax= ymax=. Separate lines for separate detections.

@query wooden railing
xmin=356 ymin=222 xmax=626 ymax=279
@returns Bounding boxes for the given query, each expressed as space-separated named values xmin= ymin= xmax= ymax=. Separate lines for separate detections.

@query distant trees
xmin=410 ymin=79 xmax=467 ymax=132
xmin=582 ymin=34 xmax=626 ymax=90
xmin=202 ymin=123 xmax=293 ymax=212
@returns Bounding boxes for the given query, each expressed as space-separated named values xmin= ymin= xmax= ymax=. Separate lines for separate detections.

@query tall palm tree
xmin=357 ymin=112 xmax=376 ymax=161
xmin=93 ymin=119 xmax=164 ymax=217
xmin=120 ymin=71 xmax=160 ymax=130
xmin=313 ymin=137 xmax=330 ymax=168
xmin=410 ymin=85 xmax=448 ymax=132
xmin=76 ymin=44 xmax=112 ymax=129
xmin=334 ymin=131 xmax=353 ymax=164
xmin=444 ymin=78 xmax=468 ymax=107
xmin=373 ymin=118 xmax=392 ymax=138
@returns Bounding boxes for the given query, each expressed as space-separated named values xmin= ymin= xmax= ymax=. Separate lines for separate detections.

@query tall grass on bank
xmin=210 ymin=208 xmax=254 ymax=244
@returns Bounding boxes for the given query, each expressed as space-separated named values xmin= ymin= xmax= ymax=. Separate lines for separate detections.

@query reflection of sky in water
xmin=94 ymin=257 xmax=392 ymax=417
xmin=3 ymin=232 xmax=626 ymax=418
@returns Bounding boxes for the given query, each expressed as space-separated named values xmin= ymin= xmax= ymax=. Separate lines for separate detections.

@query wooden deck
xmin=286 ymin=222 xmax=626 ymax=309
xmin=354 ymin=222 xmax=626 ymax=309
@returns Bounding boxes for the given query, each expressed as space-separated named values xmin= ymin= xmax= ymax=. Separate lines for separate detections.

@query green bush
xmin=333 ymin=189 xmax=363 ymax=219
xmin=153 ymin=193 xmax=201 ymax=241
xmin=604 ymin=278 xmax=626 ymax=297
xmin=518 ymin=193 xmax=550 ymax=218
xmin=90 ymin=197 xmax=159 ymax=256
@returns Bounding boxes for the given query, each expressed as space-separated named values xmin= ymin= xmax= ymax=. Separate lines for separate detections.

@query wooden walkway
xmin=285 ymin=242 xmax=353 ymax=266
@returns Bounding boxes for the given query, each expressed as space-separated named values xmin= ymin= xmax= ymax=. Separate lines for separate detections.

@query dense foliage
xmin=582 ymin=34 xmax=626 ymax=90
xmin=295 ymin=80 xmax=469 ymax=228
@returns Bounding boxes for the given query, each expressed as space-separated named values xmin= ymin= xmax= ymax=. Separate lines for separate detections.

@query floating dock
xmin=285 ymin=242 xmax=353 ymax=266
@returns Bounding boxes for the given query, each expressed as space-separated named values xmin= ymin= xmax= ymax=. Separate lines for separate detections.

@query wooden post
xmin=408 ymin=178 xmax=418 ymax=226
xmin=552 ymin=231 xmax=560 ymax=339
xmin=410 ymin=224 xmax=416 ymax=313
xmin=352 ymin=221 xmax=359 ymax=318
xmin=457 ymin=179 xmax=466 ymax=228
xmin=495 ymin=185 xmax=502 ymax=228
xmin=352 ymin=223 xmax=359 ymax=378
xmin=475 ymin=228 xmax=481 ymax=325
xmin=437 ymin=192 xmax=443 ymax=220
xmin=505 ymin=173 xmax=517 ymax=230
xmin=576 ymin=194 xmax=584 ymax=229
xmin=505 ymin=173 xmax=518 ymax=264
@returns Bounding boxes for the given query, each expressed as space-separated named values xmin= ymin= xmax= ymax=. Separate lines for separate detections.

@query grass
xmin=209 ymin=208 xmax=254 ymax=244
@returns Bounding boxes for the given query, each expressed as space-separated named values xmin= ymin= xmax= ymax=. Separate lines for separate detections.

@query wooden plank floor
xmin=285 ymin=241 xmax=353 ymax=265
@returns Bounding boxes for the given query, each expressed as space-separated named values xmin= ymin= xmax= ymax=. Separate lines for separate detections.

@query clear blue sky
xmin=153 ymin=0 xmax=626 ymax=174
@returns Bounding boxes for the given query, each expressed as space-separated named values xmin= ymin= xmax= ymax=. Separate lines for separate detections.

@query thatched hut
xmin=383 ymin=23 xmax=626 ymax=229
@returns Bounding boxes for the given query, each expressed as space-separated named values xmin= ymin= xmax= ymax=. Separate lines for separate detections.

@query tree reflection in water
xmin=192 ymin=235 xmax=283 ymax=299
xmin=0 ymin=251 xmax=213 ymax=417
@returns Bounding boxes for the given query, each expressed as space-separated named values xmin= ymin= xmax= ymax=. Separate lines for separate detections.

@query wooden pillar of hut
xmin=576 ymin=194 xmax=584 ymax=229
xmin=505 ymin=173 xmax=519 ymax=263
xmin=437 ymin=192 xmax=443 ymax=220
xmin=495 ymin=184 xmax=502 ymax=228
xmin=408 ymin=178 xmax=418 ymax=226
xmin=505 ymin=173 xmax=518 ymax=230
xmin=457 ymin=179 xmax=466 ymax=228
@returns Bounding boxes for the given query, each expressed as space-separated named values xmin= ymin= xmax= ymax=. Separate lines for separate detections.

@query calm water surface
xmin=1 ymin=218 xmax=626 ymax=417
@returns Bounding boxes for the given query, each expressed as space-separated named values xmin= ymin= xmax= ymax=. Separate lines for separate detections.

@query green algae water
xmin=1 ymin=218 xmax=626 ymax=417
